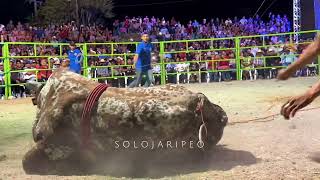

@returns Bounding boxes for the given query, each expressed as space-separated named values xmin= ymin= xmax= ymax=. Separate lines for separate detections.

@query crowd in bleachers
xmin=0 ymin=13 xmax=290 ymax=43
xmin=0 ymin=13 xmax=318 ymax=99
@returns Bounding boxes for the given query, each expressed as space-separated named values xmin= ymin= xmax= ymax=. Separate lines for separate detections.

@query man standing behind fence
xmin=128 ymin=33 xmax=154 ymax=88
xmin=68 ymin=42 xmax=83 ymax=74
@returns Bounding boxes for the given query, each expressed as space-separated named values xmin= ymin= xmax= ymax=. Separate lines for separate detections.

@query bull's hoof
xmin=22 ymin=146 xmax=51 ymax=175
xmin=23 ymin=147 xmax=94 ymax=175
xmin=0 ymin=154 xmax=7 ymax=162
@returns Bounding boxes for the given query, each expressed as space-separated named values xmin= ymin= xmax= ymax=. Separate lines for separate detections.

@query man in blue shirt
xmin=68 ymin=42 xmax=83 ymax=74
xmin=128 ymin=33 xmax=154 ymax=88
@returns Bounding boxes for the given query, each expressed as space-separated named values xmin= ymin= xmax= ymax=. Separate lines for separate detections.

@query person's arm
xmin=307 ymin=81 xmax=320 ymax=99
xmin=281 ymin=80 xmax=320 ymax=120
xmin=75 ymin=49 xmax=83 ymax=64
xmin=278 ymin=35 xmax=320 ymax=80
xmin=133 ymin=54 xmax=139 ymax=64
xmin=133 ymin=44 xmax=141 ymax=67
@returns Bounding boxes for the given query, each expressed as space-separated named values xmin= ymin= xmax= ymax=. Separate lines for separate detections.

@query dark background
xmin=114 ymin=0 xmax=293 ymax=22
xmin=0 ymin=0 xmax=293 ymax=24
xmin=301 ymin=0 xmax=318 ymax=31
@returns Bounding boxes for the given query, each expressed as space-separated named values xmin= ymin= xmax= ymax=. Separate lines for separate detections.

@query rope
xmin=195 ymin=97 xmax=208 ymax=145
xmin=228 ymin=106 xmax=320 ymax=126
xmin=81 ymin=83 xmax=109 ymax=148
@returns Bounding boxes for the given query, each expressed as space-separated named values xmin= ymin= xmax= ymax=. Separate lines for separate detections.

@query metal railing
xmin=0 ymin=30 xmax=319 ymax=99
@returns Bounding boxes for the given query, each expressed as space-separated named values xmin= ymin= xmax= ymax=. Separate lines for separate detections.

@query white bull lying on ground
xmin=22 ymin=69 xmax=228 ymax=176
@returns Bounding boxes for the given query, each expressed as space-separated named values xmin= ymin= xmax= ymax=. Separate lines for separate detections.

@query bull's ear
xmin=25 ymin=81 xmax=45 ymax=95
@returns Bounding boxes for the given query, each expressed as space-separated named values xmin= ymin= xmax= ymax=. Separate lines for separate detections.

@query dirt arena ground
xmin=1 ymin=77 xmax=320 ymax=179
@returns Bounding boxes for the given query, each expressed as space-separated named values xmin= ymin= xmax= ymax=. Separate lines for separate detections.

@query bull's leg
xmin=22 ymin=144 xmax=52 ymax=175
xmin=23 ymin=145 xmax=96 ymax=175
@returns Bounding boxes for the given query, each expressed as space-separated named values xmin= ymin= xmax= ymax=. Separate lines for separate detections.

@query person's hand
xmin=281 ymin=92 xmax=315 ymax=120
xmin=277 ymin=69 xmax=292 ymax=81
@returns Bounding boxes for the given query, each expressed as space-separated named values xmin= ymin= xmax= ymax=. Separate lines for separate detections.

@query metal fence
xmin=0 ymin=30 xmax=319 ymax=99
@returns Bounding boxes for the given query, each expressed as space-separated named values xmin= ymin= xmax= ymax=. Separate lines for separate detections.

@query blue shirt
xmin=135 ymin=42 xmax=153 ymax=71
xmin=68 ymin=49 xmax=82 ymax=72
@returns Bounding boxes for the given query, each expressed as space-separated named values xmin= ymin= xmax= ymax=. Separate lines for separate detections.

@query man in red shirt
xmin=217 ymin=52 xmax=231 ymax=81
xmin=36 ymin=59 xmax=51 ymax=82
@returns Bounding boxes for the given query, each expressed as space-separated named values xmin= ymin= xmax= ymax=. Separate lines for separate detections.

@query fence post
xmin=82 ymin=43 xmax=88 ymax=77
xmin=33 ymin=44 xmax=37 ymax=56
xmin=3 ymin=43 xmax=11 ymax=99
xmin=235 ymin=37 xmax=241 ymax=80
xmin=59 ymin=44 xmax=63 ymax=57
xmin=160 ymin=42 xmax=166 ymax=85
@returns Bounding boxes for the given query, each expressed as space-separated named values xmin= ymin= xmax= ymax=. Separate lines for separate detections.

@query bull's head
xmin=26 ymin=81 xmax=47 ymax=142
xmin=26 ymin=73 xmax=89 ymax=143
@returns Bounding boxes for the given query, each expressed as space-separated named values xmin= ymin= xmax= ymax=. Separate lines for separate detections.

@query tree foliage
xmin=37 ymin=0 xmax=114 ymax=25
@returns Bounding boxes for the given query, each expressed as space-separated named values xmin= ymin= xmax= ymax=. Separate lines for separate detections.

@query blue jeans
xmin=128 ymin=69 xmax=153 ymax=88
xmin=221 ymin=71 xmax=231 ymax=81
xmin=209 ymin=72 xmax=219 ymax=82
xmin=0 ymin=81 xmax=4 ymax=96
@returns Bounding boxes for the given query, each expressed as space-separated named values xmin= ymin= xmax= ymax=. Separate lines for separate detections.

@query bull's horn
xmin=25 ymin=81 xmax=45 ymax=94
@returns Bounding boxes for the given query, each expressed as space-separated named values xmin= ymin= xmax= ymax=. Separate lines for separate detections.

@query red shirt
xmin=179 ymin=52 xmax=186 ymax=59
xmin=218 ymin=56 xmax=230 ymax=68
xmin=36 ymin=65 xmax=51 ymax=80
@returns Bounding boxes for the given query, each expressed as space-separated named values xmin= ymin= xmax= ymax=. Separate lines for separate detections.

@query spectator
xmin=166 ymin=58 xmax=177 ymax=84
xmin=176 ymin=58 xmax=189 ymax=84
xmin=209 ymin=53 xmax=221 ymax=82
xmin=11 ymin=60 xmax=25 ymax=98
xmin=52 ymin=58 xmax=61 ymax=70
xmin=152 ymin=61 xmax=161 ymax=85
xmin=253 ymin=50 xmax=267 ymax=79
xmin=280 ymin=46 xmax=297 ymax=67
xmin=96 ymin=58 xmax=109 ymax=83
xmin=68 ymin=42 xmax=83 ymax=74
xmin=61 ymin=59 xmax=70 ymax=69
xmin=36 ymin=59 xmax=51 ymax=82
xmin=189 ymin=61 xmax=200 ymax=83
xmin=240 ymin=16 xmax=248 ymax=25
xmin=23 ymin=61 xmax=36 ymax=82
xmin=217 ymin=52 xmax=231 ymax=81
xmin=241 ymin=52 xmax=254 ymax=80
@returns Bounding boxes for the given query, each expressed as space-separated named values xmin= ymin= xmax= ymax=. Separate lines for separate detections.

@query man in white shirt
xmin=152 ymin=64 xmax=161 ymax=85
xmin=176 ymin=60 xmax=189 ymax=84
xmin=240 ymin=16 xmax=248 ymax=25
xmin=23 ymin=62 xmax=36 ymax=82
